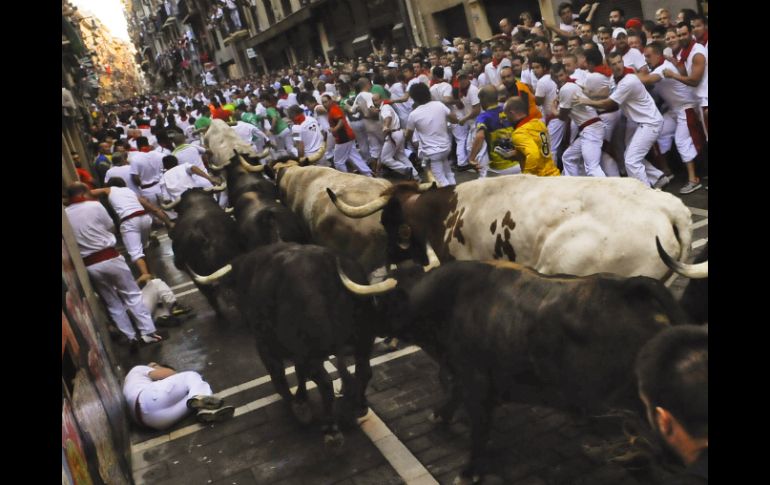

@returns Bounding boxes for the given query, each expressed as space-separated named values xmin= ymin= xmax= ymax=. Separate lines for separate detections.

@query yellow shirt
xmin=511 ymin=116 xmax=561 ymax=177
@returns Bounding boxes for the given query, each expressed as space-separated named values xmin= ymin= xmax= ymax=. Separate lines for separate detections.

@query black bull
xmin=190 ymin=243 xmax=380 ymax=447
xmin=340 ymin=259 xmax=690 ymax=481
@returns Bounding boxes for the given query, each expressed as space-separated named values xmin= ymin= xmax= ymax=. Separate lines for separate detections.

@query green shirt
xmin=266 ymin=107 xmax=288 ymax=134
xmin=194 ymin=115 xmax=212 ymax=130
xmin=371 ymin=84 xmax=391 ymax=100
xmin=241 ymin=112 xmax=261 ymax=126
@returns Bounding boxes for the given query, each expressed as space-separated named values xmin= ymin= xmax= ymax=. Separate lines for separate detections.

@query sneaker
xmin=653 ymin=174 xmax=674 ymax=189
xmin=196 ymin=405 xmax=235 ymax=423
xmin=456 ymin=164 xmax=473 ymax=172
xmin=187 ymin=395 xmax=225 ymax=410
xmin=170 ymin=303 xmax=193 ymax=316
xmin=679 ymin=181 xmax=703 ymax=194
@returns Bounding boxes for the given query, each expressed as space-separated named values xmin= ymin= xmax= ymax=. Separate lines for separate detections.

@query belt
xmin=134 ymin=392 xmax=148 ymax=428
xmin=83 ymin=247 xmax=120 ymax=267
xmin=140 ymin=180 xmax=159 ymax=189
xmin=120 ymin=210 xmax=147 ymax=223
xmin=578 ymin=117 xmax=602 ymax=132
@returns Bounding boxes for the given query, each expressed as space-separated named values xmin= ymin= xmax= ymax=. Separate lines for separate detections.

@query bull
xmin=338 ymin=252 xmax=690 ymax=482
xmin=327 ymin=175 xmax=694 ymax=279
xmin=187 ymin=243 xmax=380 ymax=447
xmin=166 ymin=188 xmax=242 ymax=318
xmin=657 ymin=237 xmax=708 ymax=324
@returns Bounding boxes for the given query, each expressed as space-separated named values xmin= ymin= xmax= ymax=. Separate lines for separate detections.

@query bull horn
xmin=423 ymin=242 xmax=440 ymax=272
xmin=239 ymin=154 xmax=265 ymax=172
xmin=187 ymin=264 xmax=233 ymax=285
xmin=337 ymin=262 xmax=398 ymax=296
xmin=255 ymin=147 xmax=270 ymax=159
xmin=418 ymin=181 xmax=437 ymax=192
xmin=208 ymin=159 xmax=229 ymax=170
xmin=326 ymin=188 xmax=390 ymax=218
xmin=224 ymin=207 xmax=234 ymax=214
xmin=656 ymin=237 xmax=708 ymax=279
xmin=303 ymin=140 xmax=328 ymax=164
xmin=204 ymin=181 xmax=228 ymax=192
xmin=161 ymin=198 xmax=181 ymax=210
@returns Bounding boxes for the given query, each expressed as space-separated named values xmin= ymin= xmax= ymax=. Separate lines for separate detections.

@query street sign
xmin=246 ymin=48 xmax=257 ymax=59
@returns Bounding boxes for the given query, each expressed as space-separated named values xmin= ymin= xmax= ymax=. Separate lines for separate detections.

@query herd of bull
xmin=161 ymin=119 xmax=707 ymax=483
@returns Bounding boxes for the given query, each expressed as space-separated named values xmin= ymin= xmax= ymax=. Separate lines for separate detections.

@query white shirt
xmin=535 ymin=74 xmax=559 ymax=119
xmin=682 ymin=42 xmax=708 ymax=102
xmin=104 ymin=164 xmax=141 ymax=195
xmin=65 ymin=201 xmax=117 ymax=257
xmin=583 ymin=72 xmax=614 ymax=99
xmin=558 ymin=82 xmax=599 ymax=126
xmin=651 ymin=60 xmax=698 ymax=110
xmin=108 ymin=186 xmax=144 ymax=219
xmin=571 ymin=68 xmax=589 ymax=86
xmin=161 ymin=163 xmax=200 ymax=202
xmin=454 ymin=83 xmax=480 ymax=120
xmin=232 ymin=121 xmax=261 ymax=144
xmin=618 ymin=48 xmax=647 ymax=72
xmin=379 ymin=103 xmax=401 ymax=130
xmin=429 ymin=81 xmax=453 ymax=102
xmin=291 ymin=115 xmax=324 ymax=156
xmin=389 ymin=81 xmax=412 ymax=121
xmin=353 ymin=91 xmax=376 ymax=118
xmin=477 ymin=72 xmax=491 ymax=87
xmin=173 ymin=144 xmax=207 ymax=172
xmin=442 ymin=65 xmax=453 ymax=81
xmin=521 ymin=68 xmax=538 ymax=91
xmin=610 ymin=73 xmax=663 ymax=125
xmin=484 ymin=58 xmax=512 ymax=87
xmin=406 ymin=101 xmax=452 ymax=156
xmin=123 ymin=365 xmax=153 ymax=408
xmin=128 ymin=151 xmax=164 ymax=186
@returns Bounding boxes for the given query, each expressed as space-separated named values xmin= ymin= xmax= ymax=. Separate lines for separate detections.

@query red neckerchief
xmin=381 ymin=99 xmax=393 ymax=105
xmin=514 ymin=113 xmax=538 ymax=130
xmin=138 ymin=124 xmax=150 ymax=129
xmin=592 ymin=65 xmax=613 ymax=77
xmin=697 ymin=31 xmax=708 ymax=47
xmin=678 ymin=40 xmax=695 ymax=67
xmin=69 ymin=196 xmax=89 ymax=205
xmin=492 ymin=57 xmax=502 ymax=68
xmin=139 ymin=146 xmax=151 ymax=153
xmin=292 ymin=114 xmax=306 ymax=124
xmin=566 ymin=78 xmax=577 ymax=83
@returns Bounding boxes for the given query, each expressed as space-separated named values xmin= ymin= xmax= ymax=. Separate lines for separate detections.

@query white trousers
xmin=422 ymin=149 xmax=456 ymax=187
xmin=451 ymin=123 xmax=471 ymax=166
xmin=87 ymin=256 xmax=156 ymax=339
xmin=333 ymin=141 xmax=373 ymax=176
xmin=624 ymin=122 xmax=664 ymax=187
xmin=120 ymin=214 xmax=152 ymax=262
xmin=141 ymin=278 xmax=176 ymax=319
xmin=140 ymin=184 xmax=162 ymax=206
xmin=657 ymin=108 xmax=698 ymax=162
xmin=363 ymin=119 xmax=384 ymax=160
xmin=547 ymin=118 xmax=567 ymax=158
xmin=349 ymin=119 xmax=370 ymax=160
xmin=273 ymin=128 xmax=297 ymax=157
xmin=380 ymin=130 xmax=418 ymax=178
xmin=137 ymin=371 xmax=212 ymax=430
xmin=562 ymin=122 xmax=606 ymax=177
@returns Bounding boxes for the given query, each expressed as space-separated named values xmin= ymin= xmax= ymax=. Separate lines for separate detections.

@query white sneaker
xmin=679 ymin=181 xmax=703 ymax=194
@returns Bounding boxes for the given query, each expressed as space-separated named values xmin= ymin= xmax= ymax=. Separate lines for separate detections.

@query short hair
xmin=162 ymin=155 xmax=179 ymax=170
xmin=606 ymin=51 xmax=623 ymax=63
xmin=652 ymin=25 xmax=668 ymax=37
xmin=111 ymin=153 xmax=126 ymax=166
xmin=678 ymin=8 xmax=698 ymax=24
xmin=676 ymin=21 xmax=692 ymax=33
xmin=286 ymin=105 xmax=303 ymax=118
xmin=584 ymin=47 xmax=604 ymax=67
xmin=431 ymin=66 xmax=445 ymax=79
xmin=532 ymin=36 xmax=549 ymax=46
xmin=478 ymin=85 xmax=499 ymax=108
xmin=597 ymin=26 xmax=612 ymax=35
xmin=558 ymin=2 xmax=572 ymax=14
xmin=503 ymin=96 xmax=528 ymax=116
xmin=66 ymin=182 xmax=88 ymax=199
xmin=691 ymin=14 xmax=708 ymax=26
xmin=408 ymin=82 xmax=432 ymax=106
xmin=645 ymin=41 xmax=665 ymax=56
xmin=635 ymin=326 xmax=708 ymax=439
xmin=529 ymin=56 xmax=551 ymax=70
xmin=136 ymin=136 xmax=149 ymax=148
xmin=563 ymin=53 xmax=577 ymax=63
xmin=106 ymin=177 xmax=127 ymax=188
xmin=610 ymin=7 xmax=625 ymax=17
xmin=552 ymin=39 xmax=567 ymax=48
xmin=510 ymin=54 xmax=525 ymax=64
xmin=568 ymin=36 xmax=583 ymax=46
xmin=550 ymin=62 xmax=566 ymax=76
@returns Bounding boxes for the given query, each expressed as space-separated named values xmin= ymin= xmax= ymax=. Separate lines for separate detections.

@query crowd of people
xmin=65 ymin=3 xmax=707 ymax=474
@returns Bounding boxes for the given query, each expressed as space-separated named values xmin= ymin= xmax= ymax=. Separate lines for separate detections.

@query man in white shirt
xmin=552 ymin=62 xmax=609 ymax=178
xmin=405 ymin=83 xmax=460 ymax=187
xmin=64 ymin=182 xmax=161 ymax=344
xmin=388 ymin=68 xmax=412 ymax=129
xmin=104 ymin=153 xmax=141 ymax=195
xmin=664 ymin=22 xmax=708 ymax=140
xmin=484 ymin=43 xmax=512 ymax=87
xmin=373 ymin=93 xmax=419 ymax=180
xmin=640 ymin=42 xmax=705 ymax=194
xmin=450 ymin=70 xmax=481 ymax=171
xmin=576 ymin=52 xmax=666 ymax=188
xmin=352 ymin=77 xmax=384 ymax=165
xmin=129 ymin=137 xmax=166 ymax=205
xmin=532 ymin=57 xmax=568 ymax=163
xmin=159 ymin=155 xmax=222 ymax=209
xmin=612 ymin=28 xmax=648 ymax=73
xmin=287 ymin=105 xmax=326 ymax=165
xmin=170 ymin=133 xmax=215 ymax=189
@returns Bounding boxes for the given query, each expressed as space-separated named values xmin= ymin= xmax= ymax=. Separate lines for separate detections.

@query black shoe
xmin=456 ymin=164 xmax=473 ymax=172
xmin=171 ymin=303 xmax=193 ymax=316
xmin=187 ymin=395 xmax=225 ymax=410
xmin=196 ymin=406 xmax=235 ymax=423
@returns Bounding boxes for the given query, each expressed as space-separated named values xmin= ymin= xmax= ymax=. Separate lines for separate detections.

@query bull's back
xmin=445 ymin=175 xmax=692 ymax=279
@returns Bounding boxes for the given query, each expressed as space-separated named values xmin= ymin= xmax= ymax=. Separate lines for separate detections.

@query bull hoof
xmin=290 ymin=401 xmax=313 ymax=425
xmin=323 ymin=430 xmax=345 ymax=450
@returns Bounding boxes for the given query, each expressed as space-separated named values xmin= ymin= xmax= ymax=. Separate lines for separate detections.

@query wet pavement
xmin=110 ymin=168 xmax=707 ymax=485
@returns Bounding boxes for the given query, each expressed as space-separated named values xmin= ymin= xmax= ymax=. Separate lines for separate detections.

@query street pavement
xmin=114 ymin=169 xmax=707 ymax=485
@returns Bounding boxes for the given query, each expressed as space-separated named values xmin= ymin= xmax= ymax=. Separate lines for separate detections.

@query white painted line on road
xmin=688 ymin=207 xmax=708 ymax=217
xmin=174 ymin=288 xmax=200 ymax=298
xmin=692 ymin=218 xmax=708 ymax=230
xmin=132 ymin=345 xmax=423 ymax=454
xmin=693 ymin=238 xmax=708 ymax=249
xmin=170 ymin=281 xmax=194 ymax=291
